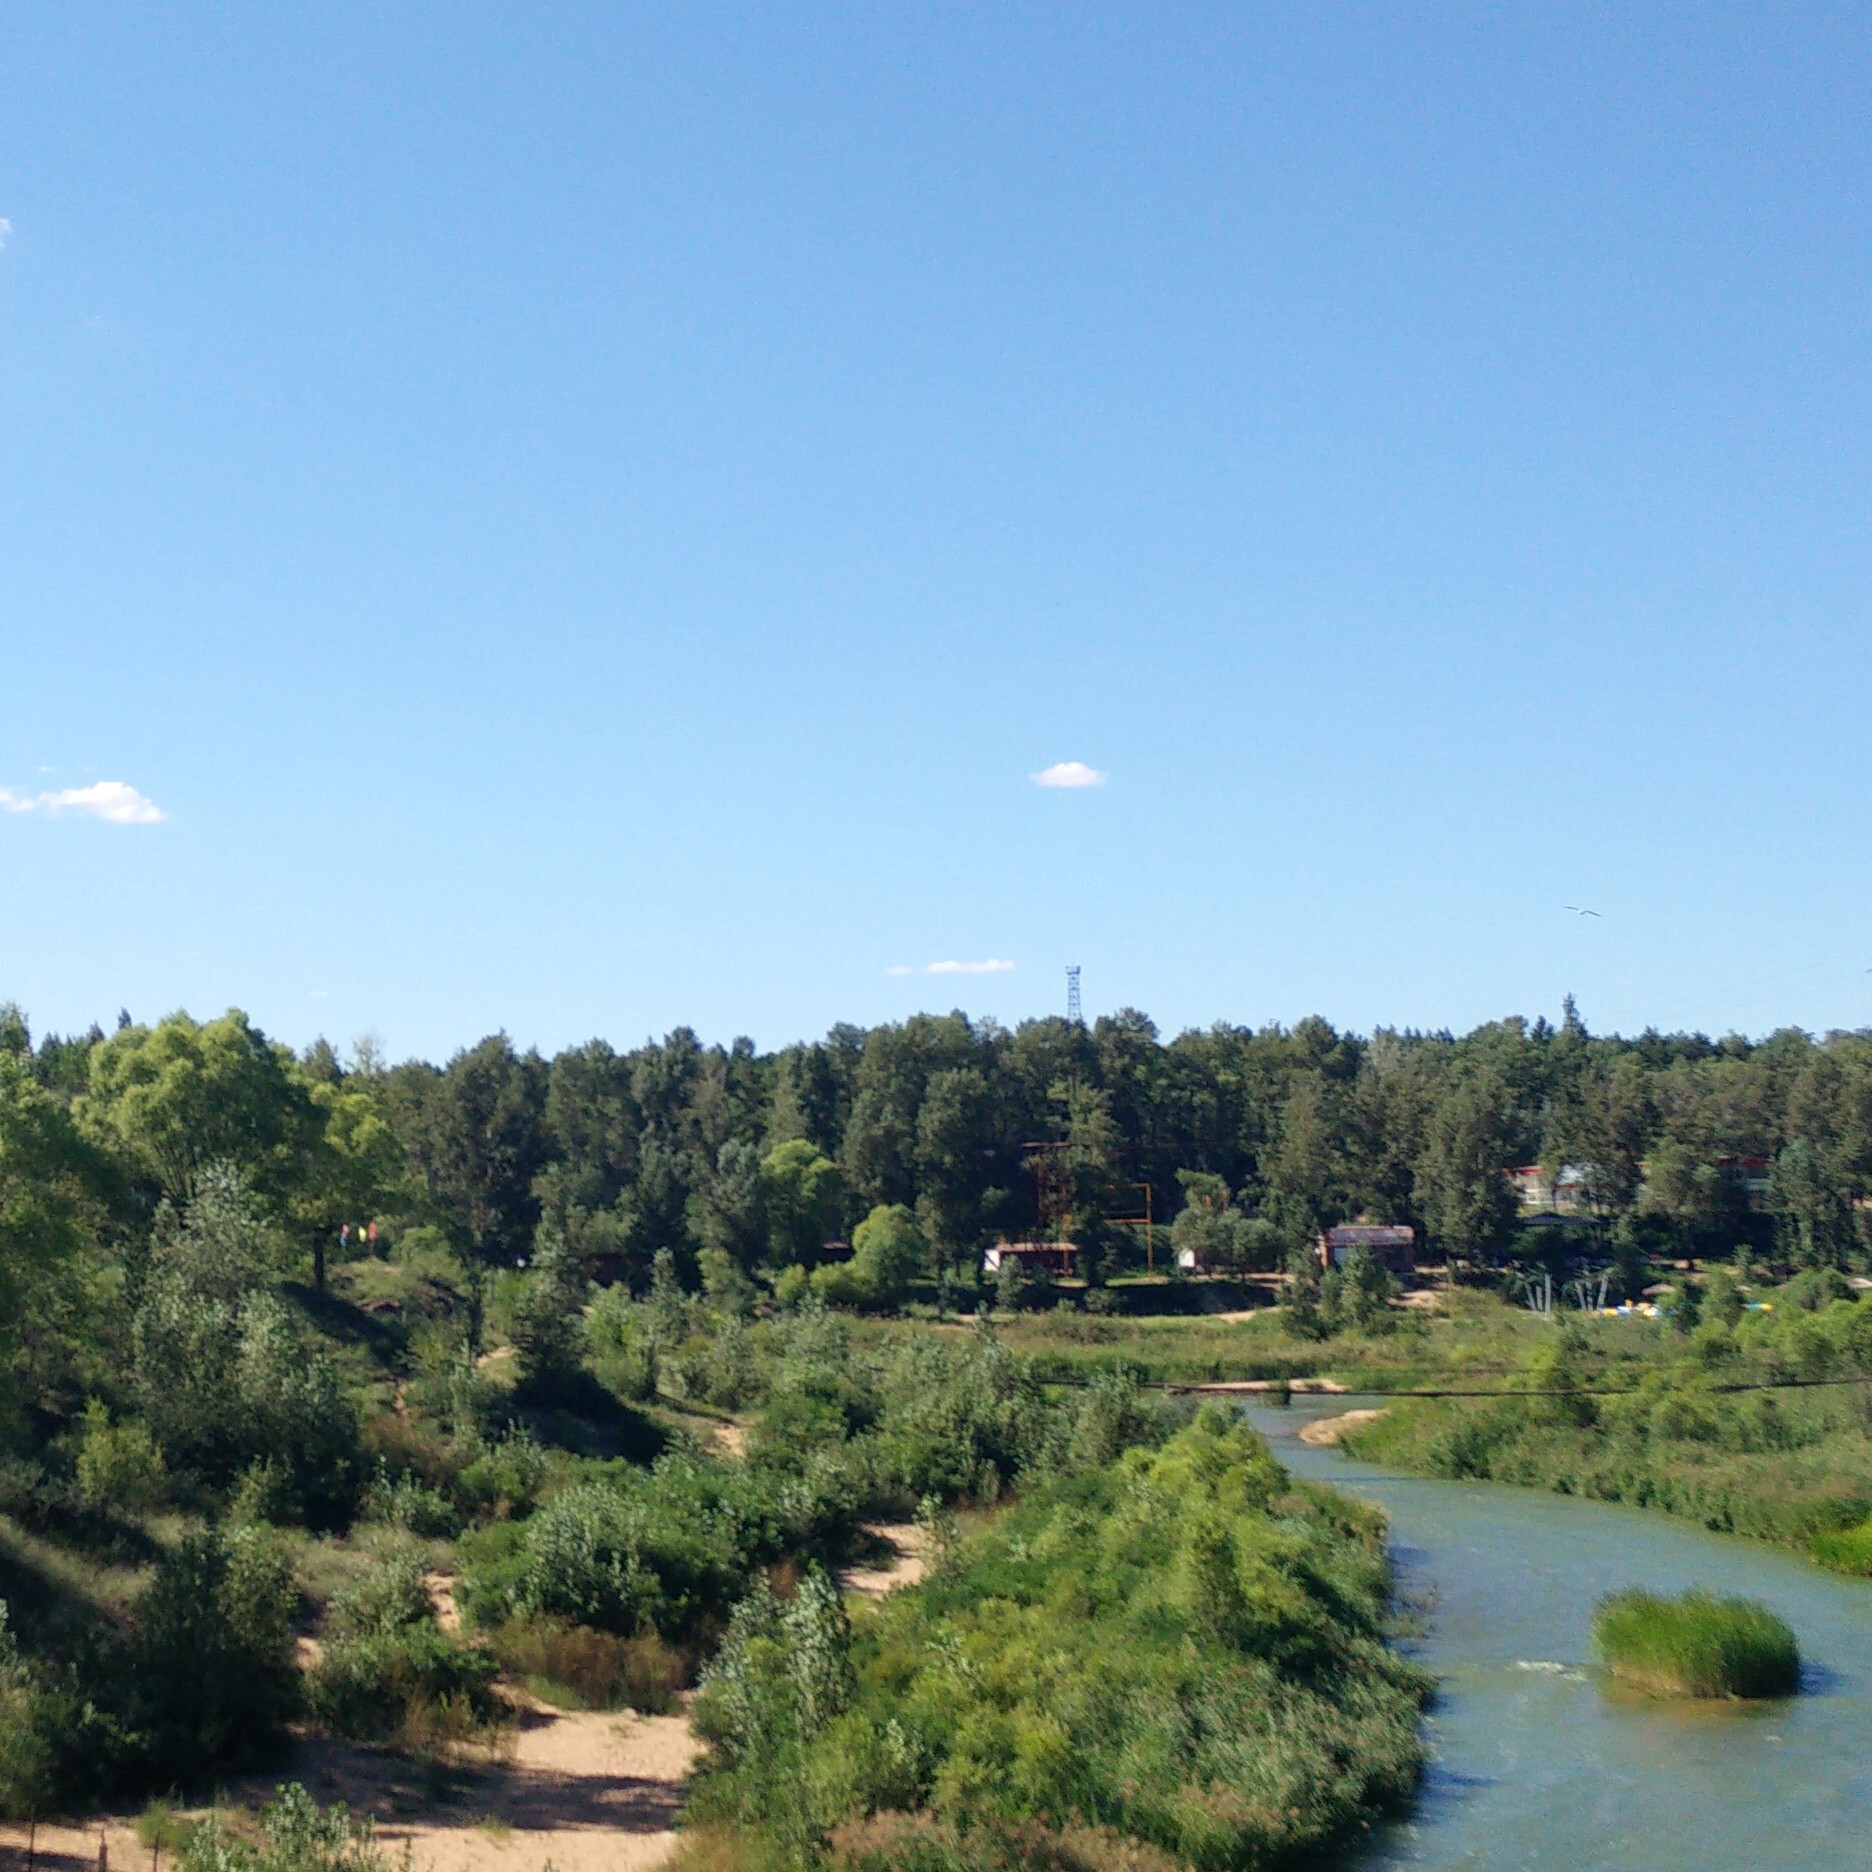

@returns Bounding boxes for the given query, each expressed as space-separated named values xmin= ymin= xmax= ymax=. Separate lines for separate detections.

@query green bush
xmin=453 ymin=1428 xmax=548 ymax=1522
xmin=482 ymin=1451 xmax=838 ymax=1643
xmin=326 ymin=1554 xmax=435 ymax=1639
xmin=359 ymin=1465 xmax=461 ymax=1538
xmin=179 ymin=1782 xmax=396 ymax=1872
xmin=305 ymin=1623 xmax=500 ymax=1744
xmin=0 ymin=1601 xmax=57 ymax=1819
xmin=1811 ymin=1515 xmax=1872 ymax=1574
xmin=129 ymin=1528 xmax=299 ymax=1784
xmin=586 ymin=1286 xmax=660 ymax=1400
xmin=810 ymin=1206 xmax=927 ymax=1312
xmin=1593 ymin=1588 xmax=1800 ymax=1699
xmin=74 ymin=1400 xmax=168 ymax=1515
xmin=306 ymin=1553 xmax=500 ymax=1745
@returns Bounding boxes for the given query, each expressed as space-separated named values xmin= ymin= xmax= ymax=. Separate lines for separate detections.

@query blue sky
xmin=4 ymin=5 xmax=1871 ymax=1061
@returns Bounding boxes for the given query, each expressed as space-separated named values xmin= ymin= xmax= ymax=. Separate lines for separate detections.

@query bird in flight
xmin=1564 ymin=906 xmax=1601 ymax=917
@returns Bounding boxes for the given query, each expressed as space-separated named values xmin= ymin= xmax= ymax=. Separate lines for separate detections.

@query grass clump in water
xmin=1593 ymin=1588 xmax=1799 ymax=1699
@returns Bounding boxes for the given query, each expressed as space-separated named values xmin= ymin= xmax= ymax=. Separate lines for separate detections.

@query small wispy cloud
xmin=1032 ymin=760 xmax=1107 ymax=789
xmin=0 ymin=219 xmax=12 ymax=253
xmin=887 ymin=959 xmax=1016 ymax=977
xmin=0 ymin=779 xmax=167 ymax=824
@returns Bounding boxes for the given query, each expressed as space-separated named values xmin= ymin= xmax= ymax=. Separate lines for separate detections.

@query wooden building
xmin=1316 ymin=1223 xmax=1416 ymax=1273
xmin=982 ymin=1241 xmax=1079 ymax=1279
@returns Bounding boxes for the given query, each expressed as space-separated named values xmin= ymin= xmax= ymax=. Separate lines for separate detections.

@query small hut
xmin=982 ymin=1241 xmax=1079 ymax=1279
xmin=1317 ymin=1223 xmax=1416 ymax=1274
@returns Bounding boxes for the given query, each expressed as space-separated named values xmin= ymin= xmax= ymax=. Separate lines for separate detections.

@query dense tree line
xmin=10 ymin=994 xmax=1872 ymax=1349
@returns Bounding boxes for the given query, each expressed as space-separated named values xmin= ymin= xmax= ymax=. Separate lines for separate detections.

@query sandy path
xmin=0 ymin=1815 xmax=148 ymax=1872
xmin=381 ymin=1698 xmax=700 ymax=1872
xmin=841 ymin=1521 xmax=930 ymax=1598
xmin=0 ymin=1699 xmax=700 ymax=1872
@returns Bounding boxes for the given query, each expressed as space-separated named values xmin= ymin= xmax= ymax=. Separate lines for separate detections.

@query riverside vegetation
xmin=1338 ymin=1269 xmax=1872 ymax=1565
xmin=1592 ymin=1589 xmax=1801 ymax=1700
xmin=8 ymin=996 xmax=1872 ymax=1862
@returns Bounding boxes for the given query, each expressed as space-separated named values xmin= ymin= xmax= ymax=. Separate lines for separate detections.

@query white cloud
xmin=0 ymin=779 xmax=167 ymax=824
xmin=0 ymin=219 xmax=11 ymax=252
xmin=887 ymin=958 xmax=1017 ymax=976
xmin=1032 ymin=760 xmax=1107 ymax=789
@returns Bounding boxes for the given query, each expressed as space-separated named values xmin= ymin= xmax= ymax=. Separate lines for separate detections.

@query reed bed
xmin=1593 ymin=1588 xmax=1800 ymax=1699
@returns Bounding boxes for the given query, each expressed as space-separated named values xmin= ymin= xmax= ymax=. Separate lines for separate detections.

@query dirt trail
xmin=374 ymin=1696 xmax=700 ymax=1872
xmin=841 ymin=1521 xmax=931 ymax=1598
xmin=0 ymin=1815 xmax=147 ymax=1872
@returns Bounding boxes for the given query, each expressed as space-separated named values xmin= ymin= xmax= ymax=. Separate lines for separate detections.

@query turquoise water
xmin=1242 ymin=1399 xmax=1872 ymax=1872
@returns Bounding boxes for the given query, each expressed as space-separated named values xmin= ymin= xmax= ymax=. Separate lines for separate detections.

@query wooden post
xmin=98 ymin=1829 xmax=108 ymax=1872
xmin=27 ymin=1817 xmax=35 ymax=1872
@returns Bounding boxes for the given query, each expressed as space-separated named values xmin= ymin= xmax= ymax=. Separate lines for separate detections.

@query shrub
xmin=586 ymin=1286 xmax=659 ymax=1401
xmin=307 ymin=1554 xmax=501 ymax=1745
xmin=496 ymin=1456 xmax=781 ymax=1640
xmin=326 ymin=1554 xmax=435 ymax=1640
xmin=179 ymin=1782 xmax=396 ymax=1872
xmin=1812 ymin=1515 xmax=1872 ymax=1575
xmin=811 ymin=1206 xmax=927 ymax=1313
xmin=1593 ymin=1588 xmax=1800 ymax=1699
xmin=305 ymin=1623 xmax=500 ymax=1745
xmin=359 ymin=1465 xmax=462 ymax=1538
xmin=453 ymin=1429 xmax=547 ymax=1523
xmin=129 ymin=1528 xmax=299 ymax=1784
xmin=0 ymin=1601 xmax=57 ymax=1819
xmin=510 ymin=1225 xmax=591 ymax=1400
xmin=136 ymin=1279 xmax=361 ymax=1527
xmin=74 ymin=1400 xmax=168 ymax=1515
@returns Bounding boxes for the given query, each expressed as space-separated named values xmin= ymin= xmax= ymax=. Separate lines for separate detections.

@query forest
xmin=6 ymin=995 xmax=1872 ymax=1869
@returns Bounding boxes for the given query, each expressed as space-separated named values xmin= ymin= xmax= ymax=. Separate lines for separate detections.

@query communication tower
xmin=1066 ymin=965 xmax=1082 ymax=1026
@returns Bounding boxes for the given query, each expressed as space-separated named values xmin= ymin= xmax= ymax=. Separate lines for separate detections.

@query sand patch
xmin=2 ymin=1699 xmax=701 ymax=1872
xmin=1181 ymin=1377 xmax=1348 ymax=1396
xmin=841 ymin=1522 xmax=930 ymax=1598
xmin=425 ymin=1572 xmax=463 ymax=1634
xmin=1298 ymin=1408 xmax=1389 ymax=1447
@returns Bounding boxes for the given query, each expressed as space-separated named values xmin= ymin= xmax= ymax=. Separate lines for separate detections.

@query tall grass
xmin=1593 ymin=1589 xmax=1800 ymax=1699
xmin=485 ymin=1614 xmax=684 ymax=1711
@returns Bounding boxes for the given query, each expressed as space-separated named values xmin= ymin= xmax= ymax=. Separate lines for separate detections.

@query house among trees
xmin=1317 ymin=1223 xmax=1415 ymax=1273
xmin=983 ymin=1240 xmax=1079 ymax=1278
xmin=1510 ymin=1163 xmax=1594 ymax=1213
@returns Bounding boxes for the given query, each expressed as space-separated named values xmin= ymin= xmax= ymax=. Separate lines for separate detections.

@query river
xmin=1240 ymin=1397 xmax=1872 ymax=1871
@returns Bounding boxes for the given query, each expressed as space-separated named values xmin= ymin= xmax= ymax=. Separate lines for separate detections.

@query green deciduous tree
xmin=83 ymin=1011 xmax=316 ymax=1204
xmin=0 ymin=1053 xmax=106 ymax=1414
xmin=760 ymin=1139 xmax=844 ymax=1268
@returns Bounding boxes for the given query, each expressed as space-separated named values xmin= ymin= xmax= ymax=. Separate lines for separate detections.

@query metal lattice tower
xmin=1066 ymin=965 xmax=1082 ymax=1025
